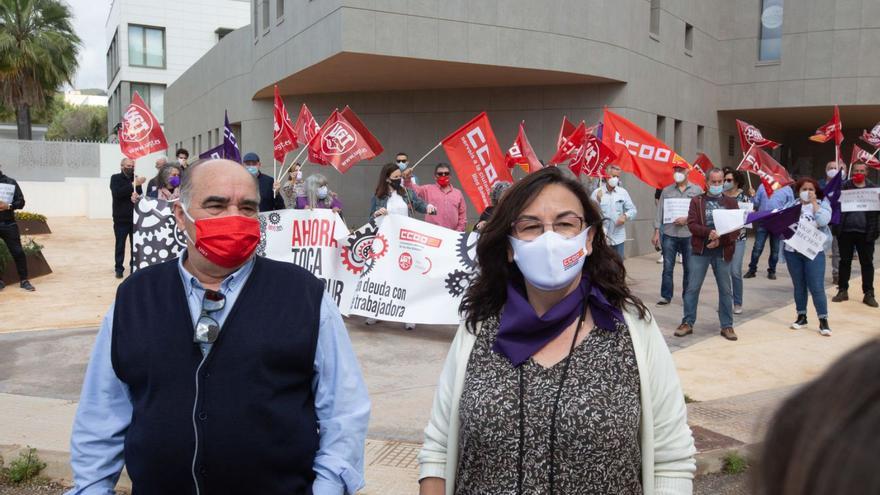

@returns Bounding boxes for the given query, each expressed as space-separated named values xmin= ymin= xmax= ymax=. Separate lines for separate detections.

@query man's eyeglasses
xmin=511 ymin=214 xmax=586 ymax=241
xmin=194 ymin=290 xmax=225 ymax=344
xmin=435 ymin=172 xmax=450 ymax=177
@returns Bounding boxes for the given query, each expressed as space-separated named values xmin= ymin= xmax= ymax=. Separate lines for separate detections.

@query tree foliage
xmin=45 ymin=100 xmax=107 ymax=141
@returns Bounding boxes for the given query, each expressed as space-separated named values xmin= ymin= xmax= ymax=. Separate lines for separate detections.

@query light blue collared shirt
xmin=753 ymin=184 xmax=794 ymax=212
xmin=68 ymin=254 xmax=371 ymax=495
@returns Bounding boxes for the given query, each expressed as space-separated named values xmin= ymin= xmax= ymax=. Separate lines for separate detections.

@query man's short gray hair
xmin=707 ymin=167 xmax=725 ymax=180
xmin=179 ymin=159 xmax=260 ymax=209
xmin=605 ymin=164 xmax=622 ymax=174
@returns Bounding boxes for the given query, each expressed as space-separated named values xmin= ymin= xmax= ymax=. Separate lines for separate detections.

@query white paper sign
xmin=784 ymin=220 xmax=828 ymax=260
xmin=0 ymin=183 xmax=14 ymax=204
xmin=347 ymin=214 xmax=476 ymax=324
xmin=738 ymin=201 xmax=754 ymax=212
xmin=663 ymin=198 xmax=692 ymax=224
xmin=840 ymin=188 xmax=880 ymax=212
xmin=713 ymin=209 xmax=749 ymax=236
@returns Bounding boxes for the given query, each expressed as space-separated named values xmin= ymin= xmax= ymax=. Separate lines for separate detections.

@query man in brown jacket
xmin=676 ymin=168 xmax=740 ymax=341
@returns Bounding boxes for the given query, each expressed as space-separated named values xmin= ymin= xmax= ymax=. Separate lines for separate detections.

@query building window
xmin=276 ymin=0 xmax=284 ymax=18
xmin=673 ymin=119 xmax=682 ymax=152
xmin=198 ymin=134 xmax=203 ymax=154
xmin=130 ymin=83 xmax=166 ymax=123
xmin=656 ymin=115 xmax=666 ymax=141
xmin=697 ymin=125 xmax=705 ymax=150
xmin=106 ymin=29 xmax=119 ymax=85
xmin=684 ymin=23 xmax=694 ymax=53
xmin=759 ymin=0 xmax=783 ymax=61
xmin=728 ymin=135 xmax=735 ymax=157
xmin=128 ymin=24 xmax=165 ymax=68
xmin=262 ymin=0 xmax=270 ymax=30
xmin=253 ymin=1 xmax=259 ymax=37
xmin=650 ymin=0 xmax=660 ymax=36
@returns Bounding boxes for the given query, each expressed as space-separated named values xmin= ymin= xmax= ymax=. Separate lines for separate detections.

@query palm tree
xmin=0 ymin=0 xmax=80 ymax=140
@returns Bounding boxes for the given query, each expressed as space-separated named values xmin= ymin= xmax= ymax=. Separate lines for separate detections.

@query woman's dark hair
xmin=460 ymin=166 xmax=649 ymax=332
xmin=374 ymin=163 xmax=405 ymax=199
xmin=724 ymin=169 xmax=746 ymax=191
xmin=175 ymin=148 xmax=189 ymax=158
xmin=753 ymin=339 xmax=880 ymax=495
xmin=793 ymin=177 xmax=824 ymax=200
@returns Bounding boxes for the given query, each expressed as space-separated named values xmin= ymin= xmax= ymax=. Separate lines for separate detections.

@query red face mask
xmin=184 ymin=210 xmax=261 ymax=268
xmin=853 ymin=173 xmax=866 ymax=183
xmin=437 ymin=176 xmax=450 ymax=187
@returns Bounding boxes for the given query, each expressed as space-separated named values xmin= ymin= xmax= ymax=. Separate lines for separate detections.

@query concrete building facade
xmin=104 ymin=0 xmax=250 ymax=134
xmin=165 ymin=0 xmax=880 ymax=255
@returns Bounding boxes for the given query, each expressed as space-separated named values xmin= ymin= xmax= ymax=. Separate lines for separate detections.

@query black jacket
xmin=0 ymin=171 xmax=25 ymax=223
xmin=257 ymin=172 xmax=285 ymax=212
xmin=110 ymin=172 xmax=143 ymax=223
xmin=836 ymin=179 xmax=880 ymax=241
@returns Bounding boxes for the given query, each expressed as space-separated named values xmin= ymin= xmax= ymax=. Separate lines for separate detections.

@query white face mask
xmin=800 ymin=190 xmax=812 ymax=202
xmin=295 ymin=171 xmax=303 ymax=181
xmin=673 ymin=172 xmax=687 ymax=184
xmin=606 ymin=177 xmax=620 ymax=188
xmin=509 ymin=228 xmax=590 ymax=291
xmin=826 ymin=169 xmax=838 ymax=179
xmin=317 ymin=186 xmax=329 ymax=199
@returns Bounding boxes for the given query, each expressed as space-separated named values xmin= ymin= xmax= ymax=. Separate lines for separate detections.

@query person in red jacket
xmin=675 ymin=168 xmax=740 ymax=341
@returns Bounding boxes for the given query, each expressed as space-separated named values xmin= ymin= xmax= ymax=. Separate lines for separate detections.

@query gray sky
xmin=68 ymin=0 xmax=111 ymax=91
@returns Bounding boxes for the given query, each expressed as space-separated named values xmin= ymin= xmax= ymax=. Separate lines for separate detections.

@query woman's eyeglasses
xmin=194 ymin=289 xmax=225 ymax=344
xmin=511 ymin=214 xmax=586 ymax=241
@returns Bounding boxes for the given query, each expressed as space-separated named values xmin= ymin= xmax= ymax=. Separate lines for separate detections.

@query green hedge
xmin=14 ymin=211 xmax=47 ymax=222
xmin=0 ymin=238 xmax=42 ymax=273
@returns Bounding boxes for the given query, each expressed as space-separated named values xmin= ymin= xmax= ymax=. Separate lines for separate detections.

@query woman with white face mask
xmin=418 ymin=167 xmax=696 ymax=495
xmin=275 ymin=162 xmax=306 ymax=209
xmin=296 ymin=173 xmax=343 ymax=217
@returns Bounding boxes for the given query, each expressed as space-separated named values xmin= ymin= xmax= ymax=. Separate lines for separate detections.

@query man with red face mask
xmin=832 ymin=162 xmax=880 ymax=308
xmin=402 ymin=162 xmax=467 ymax=231
xmin=68 ymin=159 xmax=371 ymax=495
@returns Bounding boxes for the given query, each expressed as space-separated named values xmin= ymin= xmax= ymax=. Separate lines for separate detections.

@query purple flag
xmin=746 ymin=203 xmax=802 ymax=240
xmin=223 ymin=111 xmax=241 ymax=163
xmin=823 ymin=169 xmax=843 ymax=225
xmin=199 ymin=144 xmax=224 ymax=160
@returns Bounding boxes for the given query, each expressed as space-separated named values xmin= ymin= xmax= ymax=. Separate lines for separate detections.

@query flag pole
xmin=277 ymin=146 xmax=308 ymax=183
xmin=273 ymin=158 xmax=278 ymax=198
xmin=741 ymin=143 xmax=755 ymax=192
xmin=409 ymin=142 xmax=443 ymax=171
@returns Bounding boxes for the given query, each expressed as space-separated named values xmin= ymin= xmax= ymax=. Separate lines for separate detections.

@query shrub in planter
xmin=14 ymin=211 xmax=51 ymax=235
xmin=0 ymin=238 xmax=53 ymax=284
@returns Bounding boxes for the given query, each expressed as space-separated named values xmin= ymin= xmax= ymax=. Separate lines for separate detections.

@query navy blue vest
xmin=111 ymin=256 xmax=324 ymax=494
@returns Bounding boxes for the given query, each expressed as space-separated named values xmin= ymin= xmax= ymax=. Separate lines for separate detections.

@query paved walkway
xmin=2 ymin=217 xmax=879 ymax=493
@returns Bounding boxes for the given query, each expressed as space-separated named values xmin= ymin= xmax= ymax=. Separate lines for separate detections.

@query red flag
xmin=810 ymin=105 xmax=843 ymax=145
xmin=736 ymin=146 xmax=794 ymax=196
xmin=851 ymin=143 xmax=880 ymax=169
xmin=273 ymin=86 xmax=298 ymax=162
xmin=118 ymin=92 xmax=168 ymax=159
xmin=441 ymin=112 xmax=513 ymax=213
xmin=307 ymin=106 xmax=383 ymax=174
xmin=504 ymin=122 xmax=543 ymax=173
xmin=570 ymin=135 xmax=618 ymax=178
xmin=693 ymin=153 xmax=715 ymax=176
xmin=294 ymin=103 xmax=321 ymax=147
xmin=602 ymin=109 xmax=692 ymax=189
xmin=557 ymin=116 xmax=577 ymax=149
xmin=550 ymin=121 xmax=588 ymax=165
xmin=736 ymin=119 xmax=780 ymax=153
xmin=861 ymin=122 xmax=880 ymax=148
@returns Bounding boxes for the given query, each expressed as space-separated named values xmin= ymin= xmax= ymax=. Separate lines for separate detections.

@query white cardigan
xmin=418 ymin=310 xmax=697 ymax=495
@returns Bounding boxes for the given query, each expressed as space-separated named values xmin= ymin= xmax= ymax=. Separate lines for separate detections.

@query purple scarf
xmin=493 ymin=274 xmax=624 ymax=367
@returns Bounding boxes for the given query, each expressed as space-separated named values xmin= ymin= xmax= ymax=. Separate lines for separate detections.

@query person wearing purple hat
xmin=418 ymin=166 xmax=695 ymax=495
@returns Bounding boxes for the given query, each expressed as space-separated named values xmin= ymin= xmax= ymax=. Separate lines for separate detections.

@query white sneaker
xmin=733 ymin=305 xmax=742 ymax=315
xmin=405 ymin=323 xmax=416 ymax=331
xmin=819 ymin=328 xmax=832 ymax=337
xmin=656 ymin=255 xmax=664 ymax=264
xmin=365 ymin=318 xmax=378 ymax=325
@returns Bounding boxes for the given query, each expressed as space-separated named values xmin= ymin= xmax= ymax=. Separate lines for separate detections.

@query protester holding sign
xmin=109 ymin=158 xmax=144 ymax=279
xmin=746 ymin=181 xmax=794 ymax=280
xmin=785 ymin=178 xmax=833 ymax=335
xmin=418 ymin=167 xmax=695 ymax=495
xmin=722 ymin=169 xmax=752 ymax=315
xmin=368 ymin=163 xmax=436 ymax=330
xmin=296 ymin=173 xmax=343 ymax=216
xmin=402 ymin=163 xmax=467 ymax=231
xmin=677 ymin=168 xmax=740 ymax=341
xmin=819 ymin=161 xmax=846 ymax=285
xmin=590 ymin=164 xmax=637 ymax=258
xmin=652 ymin=166 xmax=703 ymax=306
xmin=0 ymin=164 xmax=35 ymax=291
xmin=832 ymin=162 xmax=880 ymax=308
xmin=69 ymin=159 xmax=370 ymax=494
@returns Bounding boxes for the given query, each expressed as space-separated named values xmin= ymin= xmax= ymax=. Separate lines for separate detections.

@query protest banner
xmin=713 ymin=208 xmax=749 ymax=236
xmin=131 ymin=198 xmax=187 ymax=271
xmin=784 ymin=220 xmax=828 ymax=260
xmin=346 ymin=214 xmax=476 ymax=325
xmin=840 ymin=188 xmax=880 ymax=212
xmin=0 ymin=183 xmax=14 ymax=204
xmin=118 ymin=92 xmax=167 ymax=159
xmin=663 ymin=198 xmax=692 ymax=224
xmin=442 ymin=112 xmax=513 ymax=213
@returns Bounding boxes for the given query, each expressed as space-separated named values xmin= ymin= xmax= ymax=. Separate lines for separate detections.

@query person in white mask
xmin=418 ymin=166 xmax=695 ymax=495
xmin=818 ymin=160 xmax=845 ymax=285
xmin=590 ymin=164 xmax=637 ymax=259
xmin=296 ymin=173 xmax=343 ymax=217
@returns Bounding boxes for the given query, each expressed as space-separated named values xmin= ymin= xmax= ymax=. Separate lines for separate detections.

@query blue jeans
xmin=784 ymin=250 xmax=828 ymax=318
xmin=730 ymin=239 xmax=746 ymax=306
xmin=683 ymin=252 xmax=734 ymax=328
xmin=748 ymin=226 xmax=780 ymax=274
xmin=660 ymin=235 xmax=691 ymax=302
xmin=612 ymin=242 xmax=625 ymax=259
